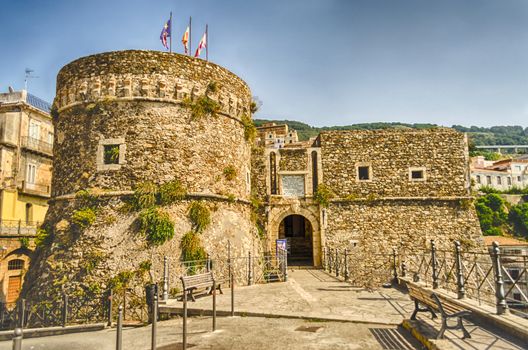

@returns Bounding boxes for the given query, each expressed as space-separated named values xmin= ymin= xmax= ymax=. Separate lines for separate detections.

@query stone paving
xmin=161 ymin=269 xmax=410 ymax=325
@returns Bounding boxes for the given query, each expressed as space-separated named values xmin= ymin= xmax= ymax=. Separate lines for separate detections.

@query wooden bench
xmin=180 ymin=272 xmax=221 ymax=302
xmin=407 ymin=283 xmax=472 ymax=339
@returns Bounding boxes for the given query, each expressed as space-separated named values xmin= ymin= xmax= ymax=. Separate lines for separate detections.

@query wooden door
xmin=7 ymin=276 xmax=22 ymax=304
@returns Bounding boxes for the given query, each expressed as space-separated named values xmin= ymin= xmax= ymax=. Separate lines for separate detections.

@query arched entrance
xmin=278 ymin=214 xmax=313 ymax=266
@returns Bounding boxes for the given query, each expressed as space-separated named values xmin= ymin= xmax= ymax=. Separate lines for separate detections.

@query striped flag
xmin=182 ymin=26 xmax=190 ymax=54
xmin=194 ymin=31 xmax=207 ymax=58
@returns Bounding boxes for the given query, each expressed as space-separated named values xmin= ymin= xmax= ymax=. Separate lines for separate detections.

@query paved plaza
xmin=0 ymin=269 xmax=525 ymax=349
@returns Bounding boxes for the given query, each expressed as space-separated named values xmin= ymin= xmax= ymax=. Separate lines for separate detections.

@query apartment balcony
xmin=0 ymin=219 xmax=39 ymax=236
xmin=21 ymin=136 xmax=53 ymax=156
xmin=18 ymin=180 xmax=51 ymax=198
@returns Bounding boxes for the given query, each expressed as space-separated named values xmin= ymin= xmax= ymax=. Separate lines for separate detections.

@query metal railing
xmin=0 ymin=219 xmax=40 ymax=235
xmin=21 ymin=136 xmax=53 ymax=155
xmin=323 ymin=240 xmax=528 ymax=319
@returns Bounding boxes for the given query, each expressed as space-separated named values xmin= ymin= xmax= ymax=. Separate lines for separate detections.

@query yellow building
xmin=0 ymin=88 xmax=52 ymax=304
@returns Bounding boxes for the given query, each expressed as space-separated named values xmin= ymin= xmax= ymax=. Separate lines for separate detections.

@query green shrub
xmin=35 ymin=227 xmax=51 ymax=247
xmin=182 ymin=95 xmax=220 ymax=119
xmin=138 ymin=207 xmax=174 ymax=246
xmin=475 ymin=194 xmax=508 ymax=236
xmin=241 ymin=114 xmax=257 ymax=142
xmin=226 ymin=194 xmax=236 ymax=203
xmin=188 ymin=201 xmax=211 ymax=233
xmin=313 ymin=184 xmax=334 ymax=208
xmin=19 ymin=237 xmax=30 ymax=249
xmin=206 ymin=81 xmax=219 ymax=95
xmin=180 ymin=231 xmax=207 ymax=262
xmin=108 ymin=270 xmax=135 ymax=292
xmin=133 ymin=182 xmax=158 ymax=209
xmin=72 ymin=207 xmax=96 ymax=229
xmin=104 ymin=145 xmax=120 ymax=164
xmin=158 ymin=180 xmax=187 ymax=205
xmin=75 ymin=189 xmax=98 ymax=206
xmin=223 ymin=166 xmax=237 ymax=181
xmin=509 ymin=203 xmax=528 ymax=237
xmin=250 ymin=100 xmax=259 ymax=114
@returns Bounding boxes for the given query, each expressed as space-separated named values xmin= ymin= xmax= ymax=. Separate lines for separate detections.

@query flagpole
xmin=206 ymin=24 xmax=208 ymax=61
xmin=169 ymin=12 xmax=173 ymax=53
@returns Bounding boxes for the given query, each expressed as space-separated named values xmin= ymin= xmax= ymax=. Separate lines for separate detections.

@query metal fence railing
xmin=322 ymin=240 xmax=528 ymax=319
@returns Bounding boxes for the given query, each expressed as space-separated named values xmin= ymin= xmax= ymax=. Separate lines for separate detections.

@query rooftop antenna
xmin=24 ymin=68 xmax=39 ymax=91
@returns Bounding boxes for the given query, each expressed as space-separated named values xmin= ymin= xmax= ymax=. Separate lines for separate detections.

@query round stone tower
xmin=23 ymin=50 xmax=259 ymax=304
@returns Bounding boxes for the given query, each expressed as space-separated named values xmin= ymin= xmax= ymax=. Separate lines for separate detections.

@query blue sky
xmin=0 ymin=0 xmax=527 ymax=127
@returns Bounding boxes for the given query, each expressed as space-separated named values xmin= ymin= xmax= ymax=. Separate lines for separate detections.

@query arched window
xmin=8 ymin=259 xmax=24 ymax=271
xmin=270 ymin=152 xmax=277 ymax=195
xmin=312 ymin=151 xmax=318 ymax=194
xmin=25 ymin=203 xmax=33 ymax=224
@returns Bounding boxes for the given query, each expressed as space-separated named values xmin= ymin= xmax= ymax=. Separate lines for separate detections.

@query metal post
xmin=18 ymin=299 xmax=25 ymax=329
xmin=182 ymin=283 xmax=187 ymax=350
xmin=392 ymin=249 xmax=398 ymax=283
xmin=335 ymin=248 xmax=339 ymax=277
xmin=247 ymin=251 xmax=252 ymax=286
xmin=151 ymin=295 xmax=157 ymax=350
xmin=454 ymin=241 xmax=465 ymax=299
xmin=212 ymin=280 xmax=217 ymax=331
xmin=344 ymin=248 xmax=349 ymax=282
xmin=107 ymin=289 xmax=113 ymax=326
xmin=206 ymin=253 xmax=211 ymax=272
xmin=116 ymin=305 xmax=123 ymax=350
xmin=431 ymin=240 xmax=438 ymax=289
xmin=229 ymin=241 xmax=234 ymax=317
xmin=62 ymin=293 xmax=68 ymax=327
xmin=283 ymin=248 xmax=288 ymax=282
xmin=401 ymin=262 xmax=407 ymax=278
xmin=328 ymin=248 xmax=332 ymax=273
xmin=12 ymin=328 xmax=22 ymax=350
xmin=322 ymin=245 xmax=326 ymax=270
xmin=491 ymin=242 xmax=509 ymax=315
xmin=163 ymin=256 xmax=168 ymax=302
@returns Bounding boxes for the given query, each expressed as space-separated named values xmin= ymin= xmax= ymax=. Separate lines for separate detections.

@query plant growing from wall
xmin=104 ymin=145 xmax=120 ymax=164
xmin=181 ymin=231 xmax=207 ymax=262
xmin=313 ymin=184 xmax=335 ymax=208
xmin=133 ymin=182 xmax=158 ymax=209
xmin=19 ymin=237 xmax=30 ymax=249
xmin=250 ymin=99 xmax=259 ymax=114
xmin=206 ymin=81 xmax=220 ymax=95
xmin=158 ymin=179 xmax=187 ymax=205
xmin=35 ymin=227 xmax=51 ymax=247
xmin=188 ymin=201 xmax=211 ymax=233
xmin=71 ymin=207 xmax=97 ymax=229
xmin=138 ymin=207 xmax=174 ymax=246
xmin=241 ymin=114 xmax=257 ymax=143
xmin=223 ymin=165 xmax=237 ymax=181
xmin=182 ymin=95 xmax=220 ymax=120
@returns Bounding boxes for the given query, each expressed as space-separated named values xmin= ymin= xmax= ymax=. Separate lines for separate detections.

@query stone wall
xmin=22 ymin=50 xmax=261 ymax=306
xmin=320 ymin=129 xmax=470 ymax=198
xmin=279 ymin=149 xmax=307 ymax=172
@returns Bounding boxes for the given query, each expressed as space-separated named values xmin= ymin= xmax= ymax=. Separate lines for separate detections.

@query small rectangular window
xmin=26 ymin=164 xmax=36 ymax=184
xmin=103 ymin=145 xmax=120 ymax=165
xmin=358 ymin=166 xmax=370 ymax=181
xmin=411 ymin=170 xmax=424 ymax=179
xmin=476 ymin=175 xmax=481 ymax=184
xmin=497 ymin=176 xmax=502 ymax=185
xmin=507 ymin=177 xmax=512 ymax=185
xmin=486 ymin=176 xmax=491 ymax=185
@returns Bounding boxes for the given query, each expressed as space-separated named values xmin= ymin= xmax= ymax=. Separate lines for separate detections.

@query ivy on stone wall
xmin=241 ymin=114 xmax=257 ymax=143
xmin=188 ymin=201 xmax=211 ymax=233
xmin=182 ymin=95 xmax=220 ymax=120
xmin=71 ymin=207 xmax=97 ymax=229
xmin=223 ymin=165 xmax=237 ymax=181
xmin=138 ymin=207 xmax=175 ymax=246
xmin=313 ymin=184 xmax=335 ymax=208
xmin=181 ymin=231 xmax=207 ymax=262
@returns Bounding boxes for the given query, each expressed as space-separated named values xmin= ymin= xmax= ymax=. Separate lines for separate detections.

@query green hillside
xmin=254 ymin=119 xmax=528 ymax=147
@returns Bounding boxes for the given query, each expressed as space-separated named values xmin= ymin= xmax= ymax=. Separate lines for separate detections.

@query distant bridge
xmin=475 ymin=145 xmax=528 ymax=154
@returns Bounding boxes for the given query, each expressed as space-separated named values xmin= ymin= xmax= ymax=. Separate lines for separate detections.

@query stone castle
xmin=22 ymin=50 xmax=483 ymax=299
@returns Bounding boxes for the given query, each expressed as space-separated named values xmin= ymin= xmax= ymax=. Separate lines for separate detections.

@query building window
xmin=26 ymin=163 xmax=36 ymax=184
xmin=508 ymin=269 xmax=520 ymax=281
xmin=513 ymin=293 xmax=522 ymax=302
xmin=97 ymin=138 xmax=126 ymax=171
xmin=409 ymin=167 xmax=426 ymax=181
xmin=103 ymin=145 xmax=120 ymax=165
xmin=8 ymin=259 xmax=24 ymax=271
xmin=476 ymin=175 xmax=481 ymax=184
xmin=28 ymin=120 xmax=40 ymax=140
xmin=486 ymin=176 xmax=491 ymax=185
xmin=270 ymin=152 xmax=277 ymax=195
xmin=312 ymin=151 xmax=318 ymax=194
xmin=356 ymin=164 xmax=371 ymax=181
xmin=507 ymin=177 xmax=512 ymax=185
xmin=517 ymin=176 xmax=521 ymax=182
xmin=25 ymin=203 xmax=33 ymax=224
xmin=497 ymin=176 xmax=502 ymax=185
xmin=47 ymin=132 xmax=54 ymax=145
